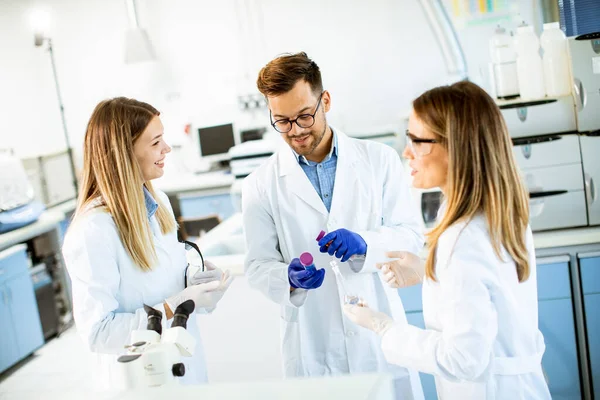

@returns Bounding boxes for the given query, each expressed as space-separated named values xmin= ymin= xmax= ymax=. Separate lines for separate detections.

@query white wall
xmin=1 ymin=0 xmax=455 ymax=164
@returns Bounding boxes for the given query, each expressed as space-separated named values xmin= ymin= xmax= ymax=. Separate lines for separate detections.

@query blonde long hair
xmin=74 ymin=97 xmax=176 ymax=271
xmin=415 ymin=81 xmax=531 ymax=282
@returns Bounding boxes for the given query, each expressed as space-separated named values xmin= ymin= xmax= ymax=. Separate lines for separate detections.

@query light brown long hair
xmin=74 ymin=97 xmax=176 ymax=271
xmin=415 ymin=81 xmax=530 ymax=282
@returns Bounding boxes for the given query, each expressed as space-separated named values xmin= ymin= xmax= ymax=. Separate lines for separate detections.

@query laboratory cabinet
xmin=179 ymin=192 xmax=235 ymax=222
xmin=0 ymin=244 xmax=44 ymax=374
xmin=536 ymin=256 xmax=582 ymax=400
xmin=578 ymin=252 xmax=600 ymax=399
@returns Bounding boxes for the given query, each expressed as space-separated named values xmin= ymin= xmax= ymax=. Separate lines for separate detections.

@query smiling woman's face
xmin=133 ymin=116 xmax=171 ymax=182
xmin=402 ymin=110 xmax=449 ymax=192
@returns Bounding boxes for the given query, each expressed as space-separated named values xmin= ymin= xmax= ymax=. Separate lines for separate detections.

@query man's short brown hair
xmin=256 ymin=52 xmax=323 ymax=97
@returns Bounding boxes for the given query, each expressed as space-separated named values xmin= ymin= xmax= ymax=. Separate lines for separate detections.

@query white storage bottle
xmin=489 ymin=25 xmax=519 ymax=98
xmin=541 ymin=22 xmax=571 ymax=97
xmin=514 ymin=24 xmax=546 ymax=100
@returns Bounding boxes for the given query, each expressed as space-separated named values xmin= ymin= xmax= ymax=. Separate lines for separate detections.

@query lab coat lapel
xmin=328 ymin=131 xmax=360 ymax=226
xmin=278 ymin=148 xmax=328 ymax=217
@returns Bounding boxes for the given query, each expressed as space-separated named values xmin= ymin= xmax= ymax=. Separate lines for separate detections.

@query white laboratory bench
xmin=153 ymin=171 xmax=234 ymax=195
xmin=55 ymin=373 xmax=394 ymax=400
xmin=0 ymin=210 xmax=66 ymax=252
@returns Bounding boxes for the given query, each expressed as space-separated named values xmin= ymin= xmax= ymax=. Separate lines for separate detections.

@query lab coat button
xmin=346 ymin=331 xmax=356 ymax=337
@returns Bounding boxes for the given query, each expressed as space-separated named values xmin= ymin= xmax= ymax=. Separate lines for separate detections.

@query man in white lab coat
xmin=242 ymin=52 xmax=425 ymax=399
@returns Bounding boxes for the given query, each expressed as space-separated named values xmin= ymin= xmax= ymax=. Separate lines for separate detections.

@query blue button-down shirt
xmin=292 ymin=130 xmax=338 ymax=212
xmin=143 ymin=186 xmax=158 ymax=219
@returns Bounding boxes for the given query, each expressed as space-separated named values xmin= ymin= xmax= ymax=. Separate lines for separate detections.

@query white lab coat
xmin=62 ymin=189 xmax=207 ymax=391
xmin=381 ymin=215 xmax=551 ymax=399
xmin=242 ymin=129 xmax=425 ymax=399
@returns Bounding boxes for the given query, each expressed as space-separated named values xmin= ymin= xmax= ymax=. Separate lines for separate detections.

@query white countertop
xmin=533 ymin=226 xmax=600 ymax=249
xmin=0 ymin=210 xmax=65 ymax=251
xmin=97 ymin=373 xmax=394 ymax=400
xmin=153 ymin=171 xmax=234 ymax=195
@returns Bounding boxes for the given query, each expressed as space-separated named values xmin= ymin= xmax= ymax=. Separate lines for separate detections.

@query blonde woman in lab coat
xmin=62 ymin=98 xmax=231 ymax=390
xmin=344 ymin=81 xmax=551 ymax=399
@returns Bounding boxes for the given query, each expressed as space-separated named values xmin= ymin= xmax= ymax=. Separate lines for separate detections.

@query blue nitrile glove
xmin=288 ymin=258 xmax=326 ymax=289
xmin=318 ymin=228 xmax=367 ymax=262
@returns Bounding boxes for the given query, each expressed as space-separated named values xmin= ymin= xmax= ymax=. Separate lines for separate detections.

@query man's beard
xmin=293 ymin=123 xmax=327 ymax=156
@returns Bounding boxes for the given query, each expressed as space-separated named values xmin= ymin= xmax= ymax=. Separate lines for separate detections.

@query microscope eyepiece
xmin=143 ymin=304 xmax=163 ymax=335
xmin=171 ymin=300 xmax=195 ymax=329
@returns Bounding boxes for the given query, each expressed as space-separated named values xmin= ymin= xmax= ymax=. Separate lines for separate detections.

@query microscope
xmin=117 ymin=300 xmax=196 ymax=388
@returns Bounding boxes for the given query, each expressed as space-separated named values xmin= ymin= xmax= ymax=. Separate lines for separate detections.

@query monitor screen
xmin=198 ymin=123 xmax=236 ymax=157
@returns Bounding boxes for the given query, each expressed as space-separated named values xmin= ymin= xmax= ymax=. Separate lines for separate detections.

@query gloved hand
xmin=187 ymin=259 xmax=223 ymax=287
xmin=317 ymin=228 xmax=367 ymax=262
xmin=343 ymin=303 xmax=395 ymax=336
xmin=166 ymin=271 xmax=233 ymax=314
xmin=288 ymin=258 xmax=326 ymax=290
xmin=376 ymin=251 xmax=424 ymax=288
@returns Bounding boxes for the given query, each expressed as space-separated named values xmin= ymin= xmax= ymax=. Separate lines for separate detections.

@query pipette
xmin=329 ymin=260 xmax=360 ymax=305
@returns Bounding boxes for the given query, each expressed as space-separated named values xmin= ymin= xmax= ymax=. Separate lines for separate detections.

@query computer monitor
xmin=197 ymin=123 xmax=236 ymax=166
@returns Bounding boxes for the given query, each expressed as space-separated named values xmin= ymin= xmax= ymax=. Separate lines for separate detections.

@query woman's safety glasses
xmin=405 ymin=131 xmax=438 ymax=157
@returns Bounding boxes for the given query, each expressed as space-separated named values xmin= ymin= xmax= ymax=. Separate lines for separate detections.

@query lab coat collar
xmin=278 ymin=127 xmax=359 ymax=217
xmin=143 ymin=186 xmax=158 ymax=219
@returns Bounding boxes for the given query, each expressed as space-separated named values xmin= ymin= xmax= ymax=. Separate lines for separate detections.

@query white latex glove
xmin=343 ymin=303 xmax=395 ymax=336
xmin=376 ymin=251 xmax=424 ymax=288
xmin=202 ymin=269 xmax=234 ymax=313
xmin=187 ymin=260 xmax=223 ymax=286
xmin=166 ymin=270 xmax=232 ymax=314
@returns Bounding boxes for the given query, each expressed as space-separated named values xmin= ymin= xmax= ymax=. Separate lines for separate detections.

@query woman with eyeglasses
xmin=62 ymin=97 xmax=232 ymax=390
xmin=343 ymin=81 xmax=551 ymax=399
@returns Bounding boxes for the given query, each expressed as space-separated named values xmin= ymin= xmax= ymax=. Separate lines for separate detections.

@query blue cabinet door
xmin=398 ymin=284 xmax=423 ymax=313
xmin=7 ymin=272 xmax=44 ymax=358
xmin=0 ymin=285 xmax=19 ymax=373
xmin=583 ymin=293 xmax=600 ymax=399
xmin=405 ymin=312 xmax=438 ymax=400
xmin=538 ymin=298 xmax=582 ymax=400
xmin=580 ymin=254 xmax=600 ymax=399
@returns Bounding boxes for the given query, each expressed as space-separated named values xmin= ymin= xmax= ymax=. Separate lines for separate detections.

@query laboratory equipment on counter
xmin=229 ymin=138 xmax=278 ymax=213
xmin=568 ymin=33 xmax=600 ymax=133
xmin=0 ymin=151 xmax=45 ymax=234
xmin=489 ymin=25 xmax=519 ymax=99
xmin=300 ymin=252 xmax=316 ymax=272
xmin=21 ymin=150 xmax=77 ymax=207
xmin=118 ymin=300 xmax=196 ymax=388
xmin=515 ymin=24 xmax=546 ymax=100
xmin=330 ymin=260 xmax=360 ymax=305
xmin=541 ymin=22 xmax=571 ymax=97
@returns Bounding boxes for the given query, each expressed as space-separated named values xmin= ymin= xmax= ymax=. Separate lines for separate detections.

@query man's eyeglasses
xmin=270 ymin=93 xmax=324 ymax=133
xmin=406 ymin=131 xmax=438 ymax=157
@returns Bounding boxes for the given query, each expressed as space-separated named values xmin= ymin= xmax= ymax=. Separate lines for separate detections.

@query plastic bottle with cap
xmin=514 ymin=23 xmax=546 ymax=100
xmin=299 ymin=252 xmax=316 ymax=272
xmin=489 ymin=25 xmax=520 ymax=99
xmin=541 ymin=22 xmax=571 ymax=97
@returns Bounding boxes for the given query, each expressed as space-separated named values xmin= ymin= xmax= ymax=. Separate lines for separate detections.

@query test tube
xmin=329 ymin=260 xmax=360 ymax=305
xmin=300 ymin=252 xmax=317 ymax=272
